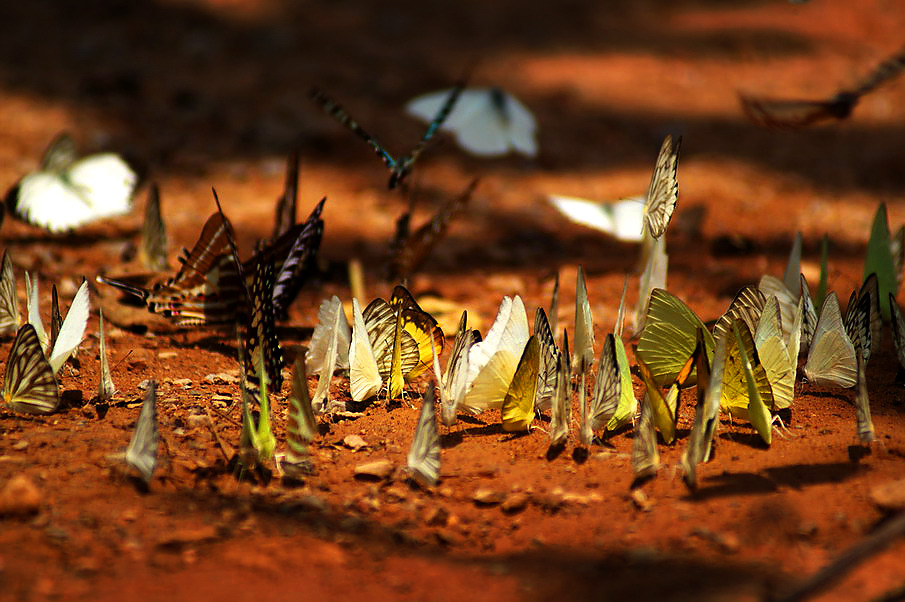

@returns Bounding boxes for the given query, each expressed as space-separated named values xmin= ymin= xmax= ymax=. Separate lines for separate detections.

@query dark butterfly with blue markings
xmin=741 ymin=43 xmax=905 ymax=128
xmin=309 ymin=84 xmax=464 ymax=189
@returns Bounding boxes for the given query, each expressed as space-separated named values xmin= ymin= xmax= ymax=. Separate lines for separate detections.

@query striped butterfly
xmin=407 ymin=385 xmax=441 ymax=487
xmin=0 ymin=250 xmax=20 ymax=336
xmin=310 ymin=83 xmax=464 ymax=189
xmin=2 ymin=324 xmax=60 ymax=414
xmin=6 ymin=133 xmax=137 ymax=232
xmin=740 ymin=43 xmax=905 ymax=128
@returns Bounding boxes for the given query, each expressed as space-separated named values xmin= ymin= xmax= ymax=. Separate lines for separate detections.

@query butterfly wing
xmin=407 ymin=386 xmax=441 ymax=486
xmin=139 ymin=184 xmax=168 ymax=271
xmin=643 ymin=135 xmax=681 ymax=239
xmin=0 ymin=251 xmax=20 ymax=335
xmin=65 ymin=153 xmax=136 ymax=218
xmin=97 ymin=309 xmax=116 ymax=402
xmin=804 ymin=293 xmax=857 ymax=388
xmin=590 ymin=334 xmax=620 ymax=431
xmin=501 ymin=335 xmax=539 ymax=432
xmin=48 ymin=279 xmax=90 ymax=374
xmin=632 ymin=235 xmax=668 ymax=336
xmin=712 ymin=285 xmax=767 ymax=346
xmin=349 ymin=298 xmax=382 ymax=402
xmin=2 ymin=324 xmax=60 ymax=414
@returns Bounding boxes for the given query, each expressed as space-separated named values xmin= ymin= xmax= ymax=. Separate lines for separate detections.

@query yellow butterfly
xmin=720 ymin=320 xmax=774 ymax=444
xmin=501 ymin=335 xmax=540 ymax=432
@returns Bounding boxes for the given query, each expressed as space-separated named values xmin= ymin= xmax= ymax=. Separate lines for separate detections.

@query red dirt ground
xmin=1 ymin=0 xmax=905 ymax=600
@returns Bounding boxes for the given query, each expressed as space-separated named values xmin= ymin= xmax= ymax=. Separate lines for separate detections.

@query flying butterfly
xmin=388 ymin=179 xmax=478 ymax=282
xmin=407 ymin=385 xmax=441 ymax=486
xmin=501 ymin=335 xmax=540 ymax=432
xmin=0 ymin=250 xmax=20 ymax=336
xmin=306 ymin=295 xmax=351 ymax=412
xmin=740 ymin=43 xmax=905 ymax=128
xmin=5 ymin=133 xmax=137 ymax=232
xmin=125 ymin=380 xmax=159 ymax=484
xmin=139 ymin=184 xmax=168 ymax=272
xmin=2 ymin=324 xmax=60 ymax=414
xmin=405 ymin=87 xmax=538 ymax=157
xmin=310 ymin=83 xmax=464 ymax=189
xmin=803 ymin=293 xmax=857 ymax=388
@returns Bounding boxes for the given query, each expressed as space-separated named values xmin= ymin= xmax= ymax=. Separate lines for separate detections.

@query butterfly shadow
xmin=685 ymin=471 xmax=779 ymax=501
xmin=440 ymin=430 xmax=464 ymax=449
xmin=461 ymin=423 xmax=505 ymax=438
xmin=717 ymin=430 xmax=770 ymax=450
xmin=761 ymin=461 xmax=867 ymax=490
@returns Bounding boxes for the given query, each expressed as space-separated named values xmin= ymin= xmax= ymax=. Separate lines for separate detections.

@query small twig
xmin=204 ymin=406 xmax=234 ymax=462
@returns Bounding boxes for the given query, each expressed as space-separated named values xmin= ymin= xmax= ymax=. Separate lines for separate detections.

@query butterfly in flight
xmin=740 ymin=43 xmax=905 ymax=128
xmin=309 ymin=83 xmax=464 ymax=189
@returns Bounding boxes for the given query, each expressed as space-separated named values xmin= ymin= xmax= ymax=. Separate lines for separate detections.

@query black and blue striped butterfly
xmin=309 ymin=84 xmax=464 ymax=189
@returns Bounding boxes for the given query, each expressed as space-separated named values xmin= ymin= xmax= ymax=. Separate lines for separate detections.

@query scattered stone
xmin=137 ymin=380 xmax=151 ymax=391
xmin=691 ymin=527 xmax=740 ymax=554
xmin=385 ymin=485 xmax=409 ymax=503
xmin=211 ymin=394 xmax=232 ymax=406
xmin=354 ymin=459 xmax=393 ymax=481
xmin=158 ymin=351 xmax=178 ymax=359
xmin=0 ymin=475 xmax=42 ymax=516
xmin=170 ymin=378 xmax=193 ymax=389
xmin=187 ymin=414 xmax=209 ymax=428
xmin=202 ymin=373 xmax=239 ymax=385
xmin=424 ymin=506 xmax=449 ymax=527
xmin=343 ymin=435 xmax=368 ymax=451
xmin=12 ymin=440 xmax=28 ymax=451
xmin=870 ymin=479 xmax=905 ymax=511
xmin=473 ymin=488 xmax=506 ymax=506
xmin=797 ymin=521 xmax=818 ymax=538
xmin=80 ymin=406 xmax=96 ymax=419
xmin=435 ymin=528 xmax=463 ymax=546
xmin=501 ymin=492 xmax=529 ymax=514
xmin=630 ymin=489 xmax=653 ymax=512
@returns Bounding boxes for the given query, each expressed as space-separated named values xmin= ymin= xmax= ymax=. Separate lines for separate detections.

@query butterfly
xmin=388 ymin=179 xmax=477 ymax=282
xmin=865 ymin=203 xmax=898 ymax=322
xmin=272 ymin=151 xmax=299 ymax=241
xmin=636 ymin=288 xmax=714 ymax=388
xmin=501 ymin=335 xmax=540 ymax=432
xmin=632 ymin=235 xmax=668 ymax=337
xmin=844 ymin=274 xmax=879 ymax=363
xmin=803 ymin=292 xmax=857 ymax=388
xmin=463 ymin=295 xmax=530 ymax=412
xmin=548 ymin=330 xmax=571 ymax=447
xmin=97 ymin=308 xmax=115 ymax=403
xmin=589 ymin=334 xmax=620 ymax=433
xmin=573 ymin=266 xmax=595 ymax=445
xmin=405 ymin=87 xmax=537 ymax=157
xmin=0 ymin=250 xmax=21 ymax=336
xmin=740 ymin=43 xmax=905 ymax=128
xmin=890 ymin=294 xmax=905 ymax=381
xmin=5 ymin=133 xmax=137 ymax=232
xmin=407 ymin=385 xmax=441 ymax=486
xmin=759 ymin=273 xmax=818 ymax=355
xmin=282 ymin=359 xmax=317 ymax=480
xmin=532 ymin=307 xmax=559 ymax=412
xmin=720 ymin=320 xmax=775 ymax=444
xmin=680 ymin=328 xmax=722 ymax=490
xmin=636 ymin=353 xmax=682 ymax=445
xmin=363 ymin=286 xmax=444 ymax=400
xmin=599 ymin=279 xmax=638 ymax=432
xmin=139 ymin=184 xmax=168 ymax=272
xmin=431 ymin=311 xmax=480 ymax=426
xmin=25 ymin=275 xmax=90 ymax=374
xmin=853 ymin=335 xmax=874 ymax=445
xmin=712 ymin=285 xmax=767 ymax=346
xmin=2 ymin=324 xmax=60 ymax=414
xmin=754 ymin=294 xmax=803 ymax=411
xmin=350 ymin=297 xmax=383 ymax=402
xmin=125 ymin=380 xmax=159 ymax=484
xmin=244 ymin=259 xmax=285 ymax=395
xmin=307 ymin=295 xmax=351 ymax=412
xmin=310 ymin=84 xmax=464 ymax=189
xmin=632 ymin=383 xmax=660 ymax=483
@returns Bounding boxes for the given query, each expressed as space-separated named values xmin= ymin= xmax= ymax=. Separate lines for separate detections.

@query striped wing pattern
xmin=3 ymin=324 xmax=60 ymax=414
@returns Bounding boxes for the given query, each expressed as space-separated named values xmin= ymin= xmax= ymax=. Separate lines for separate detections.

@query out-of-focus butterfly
xmin=125 ymin=380 xmax=159 ymax=484
xmin=890 ymin=294 xmax=905 ymax=382
xmin=803 ymin=293 xmax=857 ymax=388
xmin=306 ymin=295 xmax=350 ymax=413
xmin=310 ymin=83 xmax=464 ymax=189
xmin=632 ymin=235 xmax=668 ymax=337
xmin=407 ymin=385 xmax=441 ymax=486
xmin=0 ymin=251 xmax=21 ymax=336
xmin=463 ymin=295 xmax=529 ymax=412
xmin=272 ymin=151 xmax=299 ymax=241
xmin=550 ymin=135 xmax=680 ymax=243
xmin=864 ymin=203 xmax=898 ymax=322
xmin=280 ymin=359 xmax=317 ymax=480
xmin=636 ymin=288 xmax=714 ymax=388
xmin=139 ymin=184 xmax=168 ymax=272
xmin=2 ymin=324 xmax=60 ymax=414
xmin=680 ymin=328 xmax=722 ymax=490
xmin=573 ymin=266 xmax=595 ymax=445
xmin=501 ymin=335 xmax=540 ymax=432
xmin=5 ymin=133 xmax=137 ymax=232
xmin=740 ymin=43 xmax=905 ymax=128
xmin=388 ymin=179 xmax=478 ymax=283
xmin=632 ymin=383 xmax=660 ymax=483
xmin=405 ymin=87 xmax=537 ymax=157
xmin=238 ymin=338 xmax=277 ymax=469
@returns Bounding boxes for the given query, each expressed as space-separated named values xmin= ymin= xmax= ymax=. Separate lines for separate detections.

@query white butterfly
xmin=11 ymin=134 xmax=137 ymax=232
xmin=405 ymin=87 xmax=538 ymax=157
xmin=407 ymin=387 xmax=441 ymax=487
xmin=803 ymin=293 xmax=857 ymax=388
xmin=306 ymin=296 xmax=351 ymax=413
xmin=125 ymin=380 xmax=159 ymax=484
xmin=349 ymin=297 xmax=382 ymax=402
xmin=431 ymin=311 xmax=478 ymax=426
xmin=463 ymin=296 xmax=529 ymax=412
xmin=25 ymin=274 xmax=90 ymax=374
